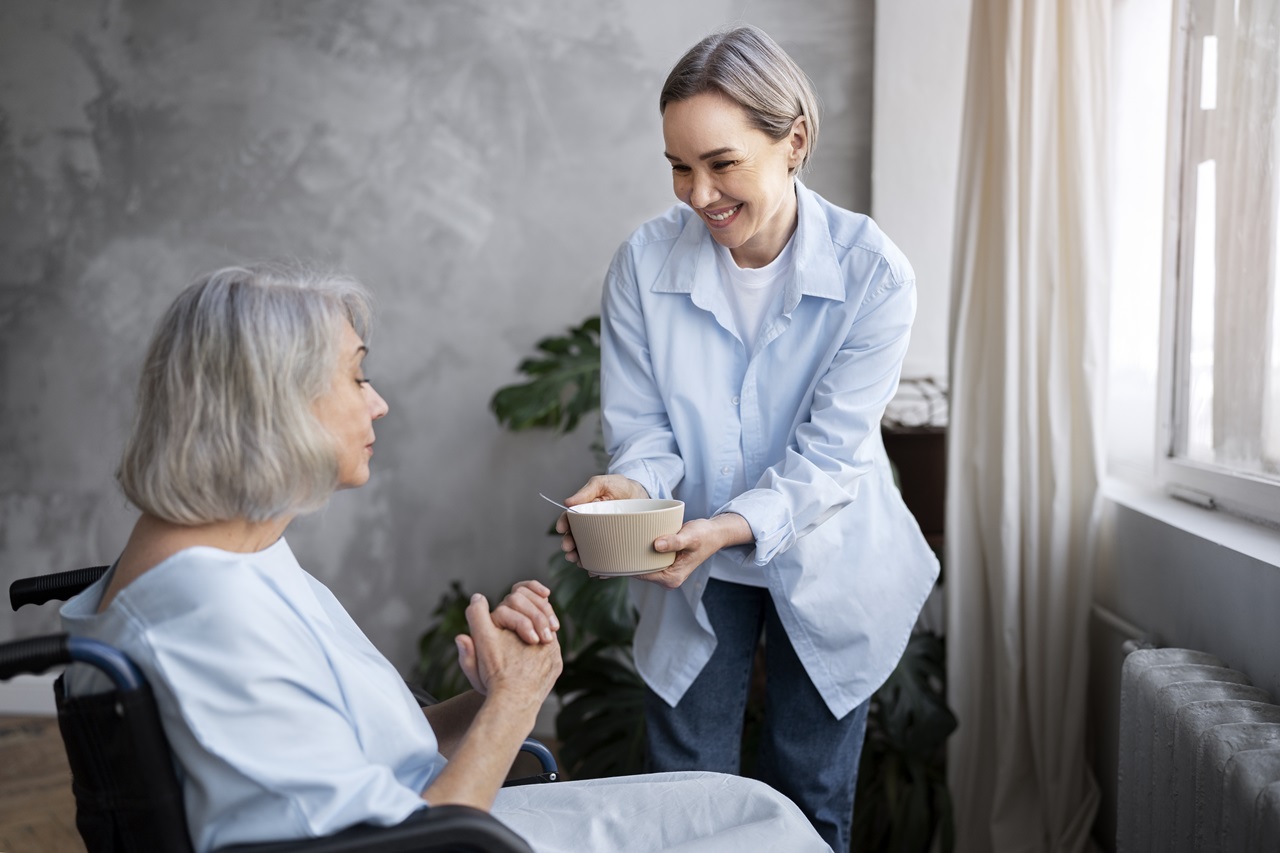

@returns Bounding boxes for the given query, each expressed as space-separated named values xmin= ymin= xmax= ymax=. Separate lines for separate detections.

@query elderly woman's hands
xmin=491 ymin=580 xmax=559 ymax=644
xmin=555 ymin=474 xmax=649 ymax=565
xmin=427 ymin=595 xmax=562 ymax=810
xmin=455 ymin=594 xmax=562 ymax=700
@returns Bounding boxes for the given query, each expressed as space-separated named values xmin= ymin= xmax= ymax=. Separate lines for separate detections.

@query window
xmin=1109 ymin=0 xmax=1280 ymax=528
xmin=1157 ymin=0 xmax=1280 ymax=525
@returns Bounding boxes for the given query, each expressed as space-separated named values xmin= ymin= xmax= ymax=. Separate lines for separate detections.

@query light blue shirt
xmin=60 ymin=539 xmax=440 ymax=852
xmin=601 ymin=182 xmax=941 ymax=719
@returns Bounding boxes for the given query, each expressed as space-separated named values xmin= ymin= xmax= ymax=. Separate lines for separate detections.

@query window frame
xmin=1155 ymin=0 xmax=1280 ymax=529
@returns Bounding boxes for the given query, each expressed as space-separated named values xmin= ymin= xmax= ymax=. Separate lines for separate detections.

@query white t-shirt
xmin=714 ymin=235 xmax=794 ymax=356
xmin=711 ymin=235 xmax=795 ymax=587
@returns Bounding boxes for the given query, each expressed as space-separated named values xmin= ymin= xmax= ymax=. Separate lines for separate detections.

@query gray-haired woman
xmin=61 ymin=263 xmax=830 ymax=853
xmin=556 ymin=26 xmax=940 ymax=851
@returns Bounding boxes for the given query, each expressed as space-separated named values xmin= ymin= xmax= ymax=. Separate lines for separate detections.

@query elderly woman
xmin=556 ymin=26 xmax=941 ymax=852
xmin=61 ymin=263 xmax=828 ymax=853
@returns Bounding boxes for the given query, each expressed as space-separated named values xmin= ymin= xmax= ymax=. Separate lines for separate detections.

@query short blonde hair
xmin=118 ymin=262 xmax=373 ymax=525
xmin=660 ymin=25 xmax=821 ymax=175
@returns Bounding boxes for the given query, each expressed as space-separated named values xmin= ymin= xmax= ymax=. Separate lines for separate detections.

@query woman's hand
xmin=637 ymin=512 xmax=754 ymax=590
xmin=555 ymin=475 xmax=649 ymax=565
xmin=455 ymin=594 xmax=562 ymax=700
xmin=491 ymin=580 xmax=559 ymax=645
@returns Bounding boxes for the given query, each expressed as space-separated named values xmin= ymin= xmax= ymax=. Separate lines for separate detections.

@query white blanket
xmin=492 ymin=771 xmax=831 ymax=853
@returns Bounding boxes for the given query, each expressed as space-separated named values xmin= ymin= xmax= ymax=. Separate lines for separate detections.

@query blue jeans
xmin=643 ymin=579 xmax=869 ymax=853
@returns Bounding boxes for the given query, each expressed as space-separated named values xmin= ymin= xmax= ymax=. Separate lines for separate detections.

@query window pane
xmin=1173 ymin=0 xmax=1280 ymax=485
xmin=1185 ymin=159 xmax=1216 ymax=463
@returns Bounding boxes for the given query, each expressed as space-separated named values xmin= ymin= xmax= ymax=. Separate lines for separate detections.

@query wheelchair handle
xmin=0 ymin=634 xmax=71 ymax=680
xmin=0 ymin=633 xmax=144 ymax=691
xmin=9 ymin=565 xmax=110 ymax=611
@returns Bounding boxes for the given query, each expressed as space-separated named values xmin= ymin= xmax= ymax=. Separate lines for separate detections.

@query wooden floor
xmin=0 ymin=716 xmax=83 ymax=853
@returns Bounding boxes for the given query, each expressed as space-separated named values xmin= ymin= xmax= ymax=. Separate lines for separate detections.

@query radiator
xmin=1117 ymin=647 xmax=1280 ymax=852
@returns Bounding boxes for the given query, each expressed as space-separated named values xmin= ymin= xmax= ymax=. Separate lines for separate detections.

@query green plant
xmin=490 ymin=316 xmax=601 ymax=433
xmin=412 ymin=581 xmax=476 ymax=702
xmin=851 ymin=631 xmax=957 ymax=853
xmin=547 ymin=554 xmax=647 ymax=778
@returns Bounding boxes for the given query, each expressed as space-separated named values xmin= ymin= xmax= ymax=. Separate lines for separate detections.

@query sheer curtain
xmin=945 ymin=1 xmax=1108 ymax=850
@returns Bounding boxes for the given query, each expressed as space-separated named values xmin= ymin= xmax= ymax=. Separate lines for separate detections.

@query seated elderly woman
xmin=60 ymin=264 xmax=829 ymax=853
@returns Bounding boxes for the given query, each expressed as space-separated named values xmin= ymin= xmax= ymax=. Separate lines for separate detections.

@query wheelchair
xmin=1 ymin=566 xmax=558 ymax=853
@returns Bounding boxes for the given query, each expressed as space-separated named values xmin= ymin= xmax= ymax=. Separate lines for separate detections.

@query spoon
xmin=539 ymin=492 xmax=578 ymax=513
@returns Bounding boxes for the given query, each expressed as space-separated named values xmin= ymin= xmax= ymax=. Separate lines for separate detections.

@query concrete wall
xmin=871 ymin=0 xmax=968 ymax=382
xmin=0 ymin=0 xmax=875 ymax=677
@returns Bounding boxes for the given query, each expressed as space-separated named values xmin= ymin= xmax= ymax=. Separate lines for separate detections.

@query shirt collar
xmin=651 ymin=180 xmax=846 ymax=312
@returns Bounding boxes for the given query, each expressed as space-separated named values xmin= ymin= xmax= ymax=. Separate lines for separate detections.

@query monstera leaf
xmin=490 ymin=316 xmax=601 ymax=433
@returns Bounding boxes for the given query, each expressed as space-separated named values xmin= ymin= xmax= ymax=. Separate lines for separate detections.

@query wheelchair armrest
xmin=9 ymin=565 xmax=110 ymax=611
xmin=217 ymin=804 xmax=534 ymax=853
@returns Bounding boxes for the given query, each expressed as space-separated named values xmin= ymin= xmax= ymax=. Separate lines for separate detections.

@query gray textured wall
xmin=0 ymin=0 xmax=874 ymax=675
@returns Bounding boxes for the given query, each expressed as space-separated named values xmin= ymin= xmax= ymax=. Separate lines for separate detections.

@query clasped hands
xmin=454 ymin=580 xmax=563 ymax=704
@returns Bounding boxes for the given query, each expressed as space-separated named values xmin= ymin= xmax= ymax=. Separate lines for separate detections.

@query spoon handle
xmin=538 ymin=492 xmax=574 ymax=512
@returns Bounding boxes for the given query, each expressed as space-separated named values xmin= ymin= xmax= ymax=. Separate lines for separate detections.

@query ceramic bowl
xmin=565 ymin=498 xmax=685 ymax=576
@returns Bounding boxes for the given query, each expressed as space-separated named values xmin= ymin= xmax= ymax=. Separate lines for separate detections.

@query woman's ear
xmin=788 ymin=115 xmax=809 ymax=171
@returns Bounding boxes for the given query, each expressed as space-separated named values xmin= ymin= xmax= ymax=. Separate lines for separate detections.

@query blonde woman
xmin=558 ymin=26 xmax=940 ymax=851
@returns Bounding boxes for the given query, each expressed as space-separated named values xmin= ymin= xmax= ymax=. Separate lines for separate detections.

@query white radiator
xmin=1117 ymin=647 xmax=1280 ymax=852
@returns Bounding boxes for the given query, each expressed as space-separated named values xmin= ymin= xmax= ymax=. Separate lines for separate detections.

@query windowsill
xmin=1102 ymin=476 xmax=1280 ymax=569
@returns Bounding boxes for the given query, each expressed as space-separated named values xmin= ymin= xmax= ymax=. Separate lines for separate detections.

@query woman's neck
xmin=99 ymin=512 xmax=293 ymax=613
xmin=728 ymin=182 xmax=799 ymax=270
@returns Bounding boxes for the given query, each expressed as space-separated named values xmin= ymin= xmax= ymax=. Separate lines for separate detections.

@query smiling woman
xmin=556 ymin=24 xmax=940 ymax=853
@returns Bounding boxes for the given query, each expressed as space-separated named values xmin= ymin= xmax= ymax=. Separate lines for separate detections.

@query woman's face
xmin=313 ymin=320 xmax=389 ymax=490
xmin=662 ymin=90 xmax=808 ymax=268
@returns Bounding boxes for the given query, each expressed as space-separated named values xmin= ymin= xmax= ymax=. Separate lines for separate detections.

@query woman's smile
xmin=703 ymin=204 xmax=742 ymax=224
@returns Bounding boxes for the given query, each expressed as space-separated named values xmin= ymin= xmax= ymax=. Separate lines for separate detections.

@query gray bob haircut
xmin=660 ymin=25 xmax=821 ymax=175
xmin=118 ymin=262 xmax=374 ymax=525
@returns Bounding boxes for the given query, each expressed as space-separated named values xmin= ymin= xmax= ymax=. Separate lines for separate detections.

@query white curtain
xmin=945 ymin=1 xmax=1109 ymax=850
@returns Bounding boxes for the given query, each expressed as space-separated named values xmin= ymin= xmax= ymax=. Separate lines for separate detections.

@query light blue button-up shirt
xmin=601 ymin=182 xmax=940 ymax=719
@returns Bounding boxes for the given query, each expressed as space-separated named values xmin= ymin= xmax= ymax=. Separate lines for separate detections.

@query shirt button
xmin=731 ymin=395 xmax=741 ymax=405
xmin=721 ymin=465 xmax=732 ymax=475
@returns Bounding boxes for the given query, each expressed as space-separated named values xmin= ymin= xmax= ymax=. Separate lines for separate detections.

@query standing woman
xmin=557 ymin=26 xmax=939 ymax=851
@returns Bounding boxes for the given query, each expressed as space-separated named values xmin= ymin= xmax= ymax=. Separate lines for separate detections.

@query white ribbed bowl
xmin=565 ymin=499 xmax=685 ymax=576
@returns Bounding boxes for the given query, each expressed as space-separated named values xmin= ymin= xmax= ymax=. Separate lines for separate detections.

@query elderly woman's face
xmin=662 ymin=90 xmax=807 ymax=268
xmin=313 ymin=321 xmax=389 ymax=490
